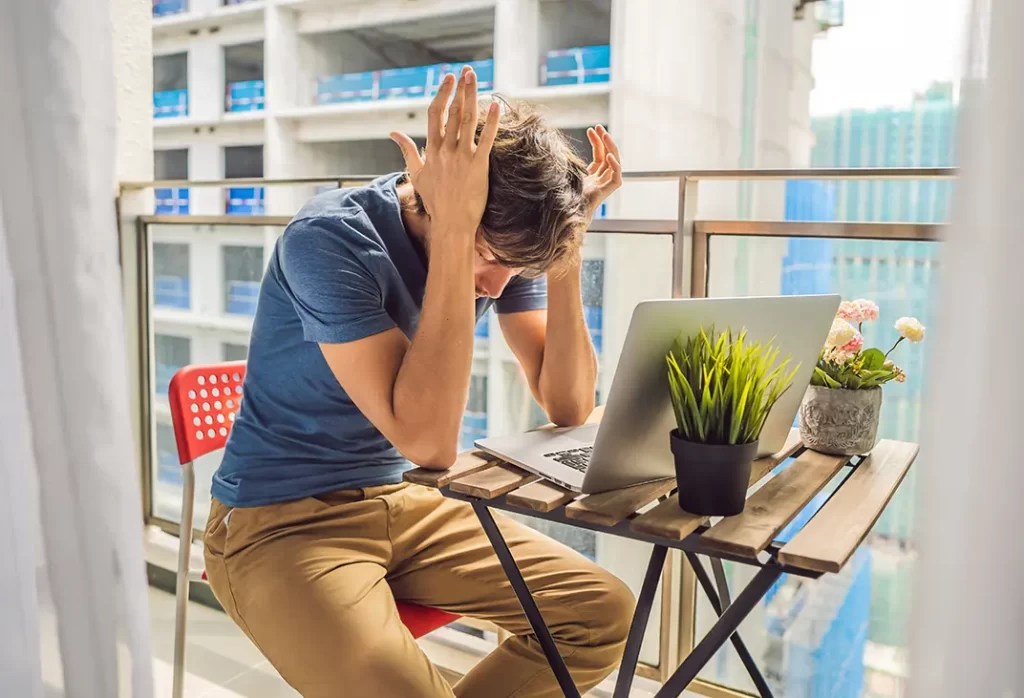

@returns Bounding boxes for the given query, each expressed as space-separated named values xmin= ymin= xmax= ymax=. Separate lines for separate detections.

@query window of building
xmin=223 ymin=245 xmax=264 ymax=316
xmin=461 ymin=375 xmax=488 ymax=451
xmin=224 ymin=41 xmax=265 ymax=113
xmin=152 ymin=242 xmax=190 ymax=309
xmin=154 ymin=333 xmax=191 ymax=395
xmin=224 ymin=145 xmax=265 ymax=214
xmin=222 ymin=342 xmax=248 ymax=362
xmin=581 ymin=258 xmax=604 ymax=353
xmin=154 ymin=149 xmax=190 ymax=214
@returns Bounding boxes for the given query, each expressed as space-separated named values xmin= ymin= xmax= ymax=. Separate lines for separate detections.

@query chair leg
xmin=172 ymin=460 xmax=195 ymax=698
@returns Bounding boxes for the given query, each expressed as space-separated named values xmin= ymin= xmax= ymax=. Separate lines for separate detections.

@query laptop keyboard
xmin=544 ymin=446 xmax=594 ymax=473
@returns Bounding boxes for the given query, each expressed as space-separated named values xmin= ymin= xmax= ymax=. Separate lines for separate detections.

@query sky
xmin=810 ymin=0 xmax=973 ymax=115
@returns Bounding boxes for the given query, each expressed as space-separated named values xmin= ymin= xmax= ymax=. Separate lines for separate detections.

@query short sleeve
xmin=276 ymin=217 xmax=396 ymax=344
xmin=494 ymin=274 xmax=548 ymax=314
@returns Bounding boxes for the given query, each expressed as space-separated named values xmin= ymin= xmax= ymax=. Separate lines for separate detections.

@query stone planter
xmin=799 ymin=386 xmax=882 ymax=456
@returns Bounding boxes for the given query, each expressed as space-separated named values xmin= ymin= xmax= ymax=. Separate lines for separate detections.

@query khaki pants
xmin=203 ymin=482 xmax=635 ymax=698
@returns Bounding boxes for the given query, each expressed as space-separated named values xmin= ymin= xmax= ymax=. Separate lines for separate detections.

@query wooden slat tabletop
xmin=629 ymin=432 xmax=804 ymax=541
xmin=699 ymin=450 xmax=851 ymax=558
xmin=777 ymin=440 xmax=919 ymax=573
xmin=404 ymin=407 xmax=919 ymax=577
xmin=506 ymin=480 xmax=577 ymax=512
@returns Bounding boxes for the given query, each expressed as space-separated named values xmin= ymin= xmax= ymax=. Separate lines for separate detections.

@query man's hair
xmin=415 ymin=99 xmax=589 ymax=276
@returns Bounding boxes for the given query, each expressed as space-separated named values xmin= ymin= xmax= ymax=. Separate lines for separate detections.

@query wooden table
xmin=404 ymin=412 xmax=918 ymax=698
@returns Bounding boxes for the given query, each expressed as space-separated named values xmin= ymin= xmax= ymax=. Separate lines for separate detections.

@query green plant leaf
xmin=860 ymin=348 xmax=886 ymax=371
xmin=814 ymin=366 xmax=842 ymax=389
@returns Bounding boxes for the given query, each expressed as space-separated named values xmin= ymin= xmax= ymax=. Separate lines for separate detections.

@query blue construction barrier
xmin=154 ymin=89 xmax=189 ymax=119
xmin=475 ymin=309 xmax=490 ymax=339
xmin=226 ymin=80 xmax=265 ymax=112
xmin=316 ymin=59 xmax=494 ymax=106
xmin=541 ymin=45 xmax=611 ymax=86
xmin=153 ymin=0 xmax=187 ymax=17
xmin=155 ymin=187 xmax=190 ymax=215
xmin=154 ymin=275 xmax=190 ymax=309
xmin=226 ymin=186 xmax=265 ymax=215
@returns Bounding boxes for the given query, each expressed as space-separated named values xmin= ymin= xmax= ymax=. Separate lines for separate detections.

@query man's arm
xmin=499 ymin=124 xmax=623 ymax=427
xmin=318 ymin=66 xmax=499 ymax=469
xmin=499 ymin=263 xmax=598 ymax=427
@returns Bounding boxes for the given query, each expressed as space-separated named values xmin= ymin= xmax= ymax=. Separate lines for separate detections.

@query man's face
xmin=474 ymin=239 xmax=523 ymax=299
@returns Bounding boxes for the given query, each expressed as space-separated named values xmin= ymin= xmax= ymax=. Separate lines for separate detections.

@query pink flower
xmin=836 ymin=301 xmax=863 ymax=323
xmin=839 ymin=332 xmax=864 ymax=355
xmin=854 ymin=299 xmax=880 ymax=322
xmin=895 ymin=368 xmax=907 ymax=383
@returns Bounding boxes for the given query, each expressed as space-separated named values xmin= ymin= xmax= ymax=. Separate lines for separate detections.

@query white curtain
xmin=0 ymin=1 xmax=153 ymax=697
xmin=909 ymin=0 xmax=1024 ymax=695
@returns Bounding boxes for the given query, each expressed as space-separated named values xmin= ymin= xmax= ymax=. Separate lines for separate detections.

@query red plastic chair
xmin=167 ymin=361 xmax=458 ymax=698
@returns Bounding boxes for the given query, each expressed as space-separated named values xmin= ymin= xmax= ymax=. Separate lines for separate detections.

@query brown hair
xmin=415 ymin=98 xmax=589 ymax=276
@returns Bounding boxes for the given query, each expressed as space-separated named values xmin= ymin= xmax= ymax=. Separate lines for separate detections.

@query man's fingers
xmin=427 ymin=73 xmax=455 ymax=149
xmin=460 ymin=68 xmax=479 ymax=148
xmin=445 ymin=66 xmax=470 ymax=149
xmin=586 ymin=128 xmax=603 ymax=173
xmin=476 ymin=101 xmax=500 ymax=157
xmin=390 ymin=131 xmax=424 ymax=174
xmin=599 ymin=127 xmax=621 ymax=162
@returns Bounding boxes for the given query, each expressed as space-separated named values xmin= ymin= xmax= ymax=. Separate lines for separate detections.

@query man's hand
xmin=583 ymin=124 xmax=623 ymax=222
xmin=390 ymin=66 xmax=501 ymax=239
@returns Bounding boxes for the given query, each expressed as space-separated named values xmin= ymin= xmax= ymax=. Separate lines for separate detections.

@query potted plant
xmin=800 ymin=299 xmax=926 ymax=456
xmin=666 ymin=327 xmax=798 ymax=516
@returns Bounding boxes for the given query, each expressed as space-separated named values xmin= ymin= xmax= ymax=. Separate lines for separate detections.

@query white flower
xmin=826 ymin=318 xmax=857 ymax=350
xmin=895 ymin=317 xmax=926 ymax=343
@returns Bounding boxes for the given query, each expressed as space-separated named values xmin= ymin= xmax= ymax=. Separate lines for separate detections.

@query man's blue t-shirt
xmin=211 ymin=174 xmax=547 ymax=508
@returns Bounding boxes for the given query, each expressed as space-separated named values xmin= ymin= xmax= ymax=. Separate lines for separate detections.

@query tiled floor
xmin=39 ymin=583 xmax=670 ymax=697
xmin=40 ymin=585 xmax=297 ymax=698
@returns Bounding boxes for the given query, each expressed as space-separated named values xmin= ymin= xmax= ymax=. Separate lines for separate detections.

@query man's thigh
xmin=386 ymin=484 xmax=633 ymax=641
xmin=203 ymin=494 xmax=455 ymax=698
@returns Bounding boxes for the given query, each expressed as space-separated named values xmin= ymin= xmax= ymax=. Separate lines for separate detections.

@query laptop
xmin=475 ymin=295 xmax=840 ymax=494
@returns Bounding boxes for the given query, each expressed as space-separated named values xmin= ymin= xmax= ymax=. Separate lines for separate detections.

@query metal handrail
xmin=120 ymin=167 xmax=958 ymax=191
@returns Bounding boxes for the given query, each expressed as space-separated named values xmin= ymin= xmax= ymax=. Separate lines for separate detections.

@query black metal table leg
xmin=687 ymin=553 xmax=776 ymax=698
xmin=655 ymin=562 xmax=784 ymax=698
xmin=709 ymin=556 xmax=732 ymax=609
xmin=612 ymin=545 xmax=668 ymax=698
xmin=471 ymin=501 xmax=582 ymax=698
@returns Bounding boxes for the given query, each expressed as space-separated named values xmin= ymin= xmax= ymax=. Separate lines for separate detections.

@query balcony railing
xmin=153 ymin=89 xmax=189 ymax=119
xmin=541 ymin=45 xmax=611 ymax=87
xmin=226 ymin=80 xmax=265 ymax=113
xmin=316 ymin=59 xmax=495 ymax=106
xmin=120 ymin=166 xmax=953 ymax=696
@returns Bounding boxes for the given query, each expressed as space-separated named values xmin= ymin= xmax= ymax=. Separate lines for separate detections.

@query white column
xmin=265 ymin=4 xmax=307 ymax=216
xmin=493 ymin=0 xmax=540 ymax=91
xmin=188 ymin=41 xmax=224 ymax=121
xmin=189 ymin=142 xmax=224 ymax=215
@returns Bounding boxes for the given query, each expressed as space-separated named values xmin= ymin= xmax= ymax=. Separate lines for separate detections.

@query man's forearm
xmin=392 ymin=233 xmax=476 ymax=465
xmin=537 ymin=261 xmax=599 ymax=426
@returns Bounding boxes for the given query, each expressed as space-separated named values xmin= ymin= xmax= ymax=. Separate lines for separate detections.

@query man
xmin=203 ymin=65 xmax=632 ymax=698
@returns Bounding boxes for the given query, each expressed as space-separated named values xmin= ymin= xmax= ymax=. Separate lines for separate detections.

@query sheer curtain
xmin=0 ymin=1 xmax=152 ymax=696
xmin=909 ymin=0 xmax=1024 ymax=695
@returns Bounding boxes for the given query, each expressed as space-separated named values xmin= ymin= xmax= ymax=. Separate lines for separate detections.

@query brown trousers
xmin=203 ymin=482 xmax=635 ymax=697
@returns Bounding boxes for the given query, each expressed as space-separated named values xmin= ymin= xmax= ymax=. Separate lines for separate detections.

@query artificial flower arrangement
xmin=800 ymin=298 xmax=926 ymax=455
xmin=810 ymin=299 xmax=925 ymax=390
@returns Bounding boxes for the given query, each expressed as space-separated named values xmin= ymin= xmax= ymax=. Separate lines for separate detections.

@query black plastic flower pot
xmin=670 ymin=430 xmax=759 ymax=517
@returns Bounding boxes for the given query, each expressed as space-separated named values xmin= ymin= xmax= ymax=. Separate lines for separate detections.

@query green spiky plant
xmin=666 ymin=327 xmax=800 ymax=446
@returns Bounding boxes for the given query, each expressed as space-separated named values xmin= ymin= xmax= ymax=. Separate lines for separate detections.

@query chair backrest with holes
xmin=167 ymin=361 xmax=247 ymax=464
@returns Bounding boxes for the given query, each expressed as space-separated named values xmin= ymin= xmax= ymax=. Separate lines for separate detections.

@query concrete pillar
xmin=188 ymin=41 xmax=224 ymax=121
xmin=189 ymin=142 xmax=224 ymax=214
xmin=494 ymin=0 xmax=540 ymax=91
